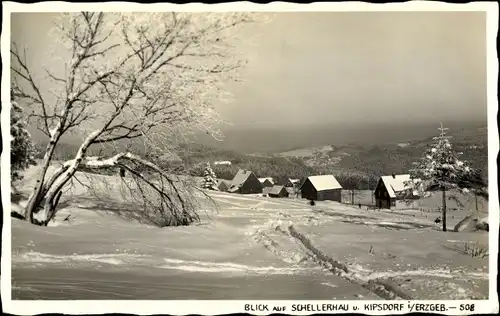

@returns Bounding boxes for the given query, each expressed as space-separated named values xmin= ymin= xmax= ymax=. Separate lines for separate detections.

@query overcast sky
xmin=11 ymin=11 xmax=487 ymax=132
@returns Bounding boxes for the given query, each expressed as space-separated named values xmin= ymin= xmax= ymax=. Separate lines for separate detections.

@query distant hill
xmin=196 ymin=120 xmax=487 ymax=154
xmin=32 ymin=122 xmax=488 ymax=188
xmin=281 ymin=124 xmax=488 ymax=178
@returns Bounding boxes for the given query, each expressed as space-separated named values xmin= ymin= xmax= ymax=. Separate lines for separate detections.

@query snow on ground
xmin=342 ymin=189 xmax=488 ymax=213
xmin=10 ymin=166 xmax=490 ymax=300
xmin=293 ymin=209 xmax=489 ymax=300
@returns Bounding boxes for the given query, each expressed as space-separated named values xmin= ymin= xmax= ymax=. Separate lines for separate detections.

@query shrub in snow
xmin=10 ymin=94 xmax=36 ymax=182
xmin=454 ymin=214 xmax=489 ymax=233
xmin=201 ymin=162 xmax=218 ymax=190
xmin=406 ymin=123 xmax=482 ymax=232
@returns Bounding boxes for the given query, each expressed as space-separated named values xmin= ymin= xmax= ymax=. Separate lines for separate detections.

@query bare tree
xmin=11 ymin=12 xmax=260 ymax=226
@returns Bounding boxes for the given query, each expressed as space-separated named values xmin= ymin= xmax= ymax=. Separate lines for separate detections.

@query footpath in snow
xmin=11 ymin=174 xmax=489 ymax=300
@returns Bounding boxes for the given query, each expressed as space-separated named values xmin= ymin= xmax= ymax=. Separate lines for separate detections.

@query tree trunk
xmin=31 ymin=147 xmax=196 ymax=226
xmin=33 ymin=131 xmax=101 ymax=225
xmin=442 ymin=187 xmax=447 ymax=232
xmin=35 ymin=167 xmax=78 ymax=225
xmin=475 ymin=194 xmax=478 ymax=211
xmin=24 ymin=136 xmax=60 ymax=222
xmin=351 ymin=190 xmax=354 ymax=205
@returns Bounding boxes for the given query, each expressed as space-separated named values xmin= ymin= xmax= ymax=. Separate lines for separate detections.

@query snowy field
xmin=341 ymin=190 xmax=488 ymax=212
xmin=10 ymin=165 xmax=489 ymax=300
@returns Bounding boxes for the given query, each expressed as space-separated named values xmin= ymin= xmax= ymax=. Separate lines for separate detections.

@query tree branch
xmin=11 ymin=44 xmax=51 ymax=133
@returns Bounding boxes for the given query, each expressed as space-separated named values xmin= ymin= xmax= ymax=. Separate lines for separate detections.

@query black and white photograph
xmin=1 ymin=1 xmax=498 ymax=314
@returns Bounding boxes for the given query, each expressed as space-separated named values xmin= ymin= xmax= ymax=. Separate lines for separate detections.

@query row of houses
xmin=258 ymin=177 xmax=299 ymax=189
xmin=216 ymin=169 xmax=420 ymax=209
xmin=215 ymin=170 xmax=299 ymax=198
xmin=215 ymin=169 xmax=344 ymax=201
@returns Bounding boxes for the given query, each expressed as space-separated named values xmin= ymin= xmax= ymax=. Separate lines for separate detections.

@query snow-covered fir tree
xmin=11 ymin=91 xmax=36 ymax=182
xmin=202 ymin=162 xmax=218 ymax=190
xmin=406 ymin=123 xmax=477 ymax=232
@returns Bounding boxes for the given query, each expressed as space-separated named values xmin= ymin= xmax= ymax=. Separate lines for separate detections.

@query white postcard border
xmin=1 ymin=1 xmax=498 ymax=315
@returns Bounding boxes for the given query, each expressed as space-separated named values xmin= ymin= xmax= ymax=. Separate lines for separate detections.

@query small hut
xmin=258 ymin=177 xmax=275 ymax=188
xmin=268 ymin=185 xmax=289 ymax=198
xmin=217 ymin=179 xmax=231 ymax=192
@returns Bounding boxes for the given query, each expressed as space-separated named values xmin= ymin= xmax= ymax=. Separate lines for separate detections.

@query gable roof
xmin=303 ymin=175 xmax=342 ymax=191
xmin=230 ymin=169 xmax=255 ymax=189
xmin=217 ymin=179 xmax=231 ymax=187
xmin=289 ymin=178 xmax=300 ymax=184
xmin=380 ymin=174 xmax=418 ymax=198
xmin=258 ymin=177 xmax=274 ymax=185
xmin=269 ymin=185 xmax=286 ymax=195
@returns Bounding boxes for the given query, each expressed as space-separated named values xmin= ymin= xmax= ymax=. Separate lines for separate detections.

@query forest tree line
xmin=32 ymin=137 xmax=487 ymax=192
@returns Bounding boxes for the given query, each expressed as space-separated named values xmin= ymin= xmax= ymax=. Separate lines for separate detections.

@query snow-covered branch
xmin=405 ymin=123 xmax=485 ymax=231
xmin=17 ymin=11 xmax=263 ymax=226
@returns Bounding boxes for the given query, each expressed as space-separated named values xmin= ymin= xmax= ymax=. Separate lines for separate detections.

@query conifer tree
xmin=11 ymin=91 xmax=36 ymax=182
xmin=202 ymin=162 xmax=218 ymax=190
xmin=406 ymin=123 xmax=478 ymax=231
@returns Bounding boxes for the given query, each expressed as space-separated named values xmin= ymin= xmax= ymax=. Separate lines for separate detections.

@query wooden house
xmin=228 ymin=169 xmax=263 ymax=194
xmin=300 ymin=175 xmax=342 ymax=202
xmin=374 ymin=174 xmax=420 ymax=209
xmin=258 ymin=177 xmax=275 ymax=188
xmin=268 ymin=185 xmax=289 ymax=198
xmin=284 ymin=178 xmax=300 ymax=188
xmin=217 ymin=179 xmax=231 ymax=192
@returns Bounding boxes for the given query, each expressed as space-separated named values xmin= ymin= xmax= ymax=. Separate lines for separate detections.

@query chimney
xmin=392 ymin=173 xmax=396 ymax=179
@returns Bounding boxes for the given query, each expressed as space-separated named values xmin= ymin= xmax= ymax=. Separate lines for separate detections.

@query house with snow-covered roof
xmin=228 ymin=169 xmax=263 ymax=194
xmin=300 ymin=175 xmax=342 ymax=202
xmin=374 ymin=174 xmax=420 ymax=209
xmin=268 ymin=185 xmax=289 ymax=198
xmin=284 ymin=178 xmax=300 ymax=188
xmin=217 ymin=179 xmax=232 ymax=192
xmin=258 ymin=177 xmax=275 ymax=188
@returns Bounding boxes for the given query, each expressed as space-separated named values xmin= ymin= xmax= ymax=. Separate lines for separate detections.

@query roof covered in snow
xmin=269 ymin=185 xmax=286 ymax=195
xmin=217 ymin=179 xmax=231 ymax=187
xmin=380 ymin=174 xmax=417 ymax=198
xmin=230 ymin=169 xmax=254 ymax=189
xmin=258 ymin=177 xmax=274 ymax=184
xmin=289 ymin=178 xmax=300 ymax=184
xmin=303 ymin=175 xmax=342 ymax=191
